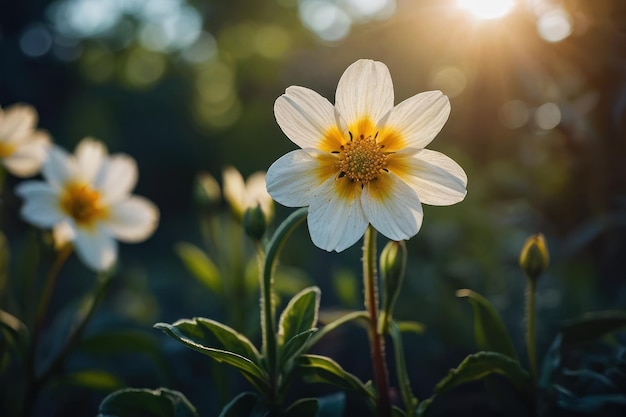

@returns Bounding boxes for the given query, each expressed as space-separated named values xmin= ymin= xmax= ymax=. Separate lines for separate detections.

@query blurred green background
xmin=1 ymin=0 xmax=625 ymax=415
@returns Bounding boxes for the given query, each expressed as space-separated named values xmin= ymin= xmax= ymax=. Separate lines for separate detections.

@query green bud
xmin=194 ymin=172 xmax=221 ymax=213
xmin=519 ymin=233 xmax=549 ymax=281
xmin=243 ymin=203 xmax=267 ymax=241
xmin=378 ymin=240 xmax=407 ymax=334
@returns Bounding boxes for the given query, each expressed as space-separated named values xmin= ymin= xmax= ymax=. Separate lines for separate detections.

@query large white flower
xmin=16 ymin=138 xmax=159 ymax=271
xmin=0 ymin=103 xmax=50 ymax=177
xmin=266 ymin=59 xmax=467 ymax=252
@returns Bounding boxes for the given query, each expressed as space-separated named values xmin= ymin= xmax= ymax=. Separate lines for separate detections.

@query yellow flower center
xmin=336 ymin=132 xmax=388 ymax=184
xmin=60 ymin=183 xmax=108 ymax=226
xmin=0 ymin=141 xmax=16 ymax=159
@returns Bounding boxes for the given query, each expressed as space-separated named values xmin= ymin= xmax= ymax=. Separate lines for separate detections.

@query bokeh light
xmin=456 ymin=0 xmax=516 ymax=20
xmin=534 ymin=102 xmax=562 ymax=130
xmin=537 ymin=7 xmax=573 ymax=42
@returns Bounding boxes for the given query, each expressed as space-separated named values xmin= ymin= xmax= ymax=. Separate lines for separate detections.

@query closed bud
xmin=243 ymin=203 xmax=267 ymax=241
xmin=194 ymin=172 xmax=221 ymax=213
xmin=378 ymin=240 xmax=407 ymax=334
xmin=519 ymin=233 xmax=549 ymax=281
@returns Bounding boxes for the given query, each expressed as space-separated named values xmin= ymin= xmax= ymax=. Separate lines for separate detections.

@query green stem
xmin=390 ymin=322 xmax=417 ymax=417
xmin=525 ymin=277 xmax=538 ymax=383
xmin=363 ymin=226 xmax=392 ymax=417
xmin=260 ymin=207 xmax=307 ymax=403
xmin=34 ymin=245 xmax=72 ymax=335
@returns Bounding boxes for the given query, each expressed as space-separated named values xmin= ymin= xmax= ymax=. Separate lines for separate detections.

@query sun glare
xmin=456 ymin=0 xmax=516 ymax=20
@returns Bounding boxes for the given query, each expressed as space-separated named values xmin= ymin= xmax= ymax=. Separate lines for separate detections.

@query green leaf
xmin=396 ymin=321 xmax=426 ymax=335
xmin=456 ymin=289 xmax=517 ymax=359
xmin=155 ymin=321 xmax=268 ymax=393
xmin=195 ymin=318 xmax=262 ymax=363
xmin=218 ymin=392 xmax=262 ymax=417
xmin=297 ymin=354 xmax=374 ymax=401
xmin=0 ymin=309 xmax=29 ymax=353
xmin=435 ymin=351 xmax=531 ymax=394
xmin=97 ymin=387 xmax=198 ymax=417
xmin=284 ymin=398 xmax=318 ymax=417
xmin=279 ymin=329 xmax=316 ymax=370
xmin=63 ymin=369 xmax=124 ymax=391
xmin=278 ymin=286 xmax=321 ymax=347
xmin=561 ymin=310 xmax=626 ymax=345
xmin=175 ymin=242 xmax=221 ymax=294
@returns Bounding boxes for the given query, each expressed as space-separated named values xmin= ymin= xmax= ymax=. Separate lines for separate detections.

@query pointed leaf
xmin=279 ymin=329 xmax=316 ymax=369
xmin=435 ymin=351 xmax=531 ymax=394
xmin=285 ymin=398 xmax=318 ymax=417
xmin=97 ymin=387 xmax=198 ymax=417
xmin=175 ymin=242 xmax=221 ymax=294
xmin=278 ymin=286 xmax=320 ymax=347
xmin=561 ymin=310 xmax=626 ymax=345
xmin=218 ymin=392 xmax=261 ymax=417
xmin=456 ymin=289 xmax=517 ymax=359
xmin=195 ymin=318 xmax=262 ymax=363
xmin=297 ymin=354 xmax=374 ymax=401
xmin=155 ymin=321 xmax=268 ymax=393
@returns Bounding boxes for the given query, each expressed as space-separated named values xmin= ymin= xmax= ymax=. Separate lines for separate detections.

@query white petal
xmin=15 ymin=181 xmax=65 ymax=228
xmin=336 ymin=59 xmax=394 ymax=126
xmin=361 ymin=174 xmax=423 ymax=241
xmin=246 ymin=171 xmax=274 ymax=220
xmin=95 ymin=154 xmax=138 ymax=203
xmin=222 ymin=165 xmax=246 ymax=216
xmin=42 ymin=145 xmax=76 ymax=188
xmin=74 ymin=225 xmax=118 ymax=271
xmin=107 ymin=196 xmax=159 ymax=243
xmin=3 ymin=131 xmax=50 ymax=177
xmin=274 ymin=86 xmax=337 ymax=149
xmin=402 ymin=149 xmax=467 ymax=206
xmin=266 ymin=149 xmax=330 ymax=207
xmin=308 ymin=176 xmax=368 ymax=252
xmin=75 ymin=138 xmax=107 ymax=183
xmin=0 ymin=104 xmax=37 ymax=141
xmin=53 ymin=221 xmax=75 ymax=248
xmin=385 ymin=91 xmax=450 ymax=149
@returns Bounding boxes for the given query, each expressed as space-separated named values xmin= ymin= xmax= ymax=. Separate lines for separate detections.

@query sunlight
xmin=456 ymin=0 xmax=516 ymax=20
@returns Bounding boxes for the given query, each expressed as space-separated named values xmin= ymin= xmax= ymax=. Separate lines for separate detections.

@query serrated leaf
xmin=284 ymin=398 xmax=318 ymax=417
xmin=218 ymin=392 xmax=260 ymax=417
xmin=561 ymin=310 xmax=626 ymax=345
xmin=279 ymin=329 xmax=316 ymax=370
xmin=97 ymin=387 xmax=198 ymax=417
xmin=278 ymin=287 xmax=320 ymax=347
xmin=155 ymin=321 xmax=268 ymax=393
xmin=435 ymin=351 xmax=531 ymax=394
xmin=456 ymin=289 xmax=517 ymax=359
xmin=297 ymin=354 xmax=374 ymax=401
xmin=175 ymin=242 xmax=221 ymax=294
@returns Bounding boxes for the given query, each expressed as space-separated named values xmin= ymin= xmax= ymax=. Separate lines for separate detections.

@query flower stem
xmin=260 ymin=207 xmax=307 ymax=403
xmin=34 ymin=244 xmax=72 ymax=335
xmin=525 ymin=277 xmax=538 ymax=383
xmin=362 ymin=226 xmax=392 ymax=417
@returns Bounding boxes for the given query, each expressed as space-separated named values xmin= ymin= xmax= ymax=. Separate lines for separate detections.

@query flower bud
xmin=194 ymin=172 xmax=221 ymax=213
xmin=243 ymin=203 xmax=267 ymax=241
xmin=519 ymin=233 xmax=549 ymax=282
xmin=378 ymin=240 xmax=407 ymax=334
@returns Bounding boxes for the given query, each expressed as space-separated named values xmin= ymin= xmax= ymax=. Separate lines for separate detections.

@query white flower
xmin=16 ymin=138 xmax=159 ymax=271
xmin=0 ymin=103 xmax=50 ymax=177
xmin=266 ymin=59 xmax=467 ymax=252
xmin=223 ymin=166 xmax=274 ymax=223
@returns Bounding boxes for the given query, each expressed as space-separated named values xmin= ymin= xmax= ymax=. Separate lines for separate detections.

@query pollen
xmin=0 ymin=141 xmax=16 ymax=158
xmin=336 ymin=133 xmax=388 ymax=184
xmin=60 ymin=182 xmax=107 ymax=226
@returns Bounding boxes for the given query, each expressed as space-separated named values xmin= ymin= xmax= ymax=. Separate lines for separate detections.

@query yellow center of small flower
xmin=0 ymin=141 xmax=16 ymax=159
xmin=60 ymin=183 xmax=107 ymax=226
xmin=336 ymin=133 xmax=388 ymax=184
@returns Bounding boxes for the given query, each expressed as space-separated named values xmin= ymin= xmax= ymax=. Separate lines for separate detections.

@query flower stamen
xmin=60 ymin=182 xmax=107 ymax=226
xmin=336 ymin=134 xmax=388 ymax=184
xmin=0 ymin=141 xmax=16 ymax=158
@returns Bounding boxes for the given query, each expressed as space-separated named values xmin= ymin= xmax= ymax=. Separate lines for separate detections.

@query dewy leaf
xmin=297 ymin=354 xmax=374 ymax=401
xmin=97 ymin=387 xmax=198 ymax=417
xmin=155 ymin=321 xmax=269 ymax=393
xmin=435 ymin=351 xmax=531 ymax=395
xmin=278 ymin=286 xmax=321 ymax=347
xmin=456 ymin=289 xmax=517 ymax=359
xmin=175 ymin=242 xmax=222 ymax=294
xmin=561 ymin=310 xmax=626 ymax=345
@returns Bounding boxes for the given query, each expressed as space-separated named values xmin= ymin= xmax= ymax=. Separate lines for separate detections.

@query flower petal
xmin=336 ymin=59 xmax=394 ymax=126
xmin=76 ymin=138 xmax=107 ymax=183
xmin=3 ymin=131 xmax=50 ymax=177
xmin=307 ymin=176 xmax=368 ymax=252
xmin=96 ymin=154 xmax=138 ymax=203
xmin=42 ymin=145 xmax=76 ymax=188
xmin=246 ymin=171 xmax=274 ymax=221
xmin=385 ymin=91 xmax=450 ymax=149
xmin=266 ymin=148 xmax=334 ymax=207
xmin=74 ymin=225 xmax=118 ymax=271
xmin=0 ymin=104 xmax=37 ymax=141
xmin=107 ymin=196 xmax=159 ymax=243
xmin=274 ymin=86 xmax=337 ymax=149
xmin=361 ymin=174 xmax=423 ymax=241
xmin=223 ymin=165 xmax=246 ymax=216
xmin=400 ymin=149 xmax=467 ymax=206
xmin=15 ymin=181 xmax=65 ymax=227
